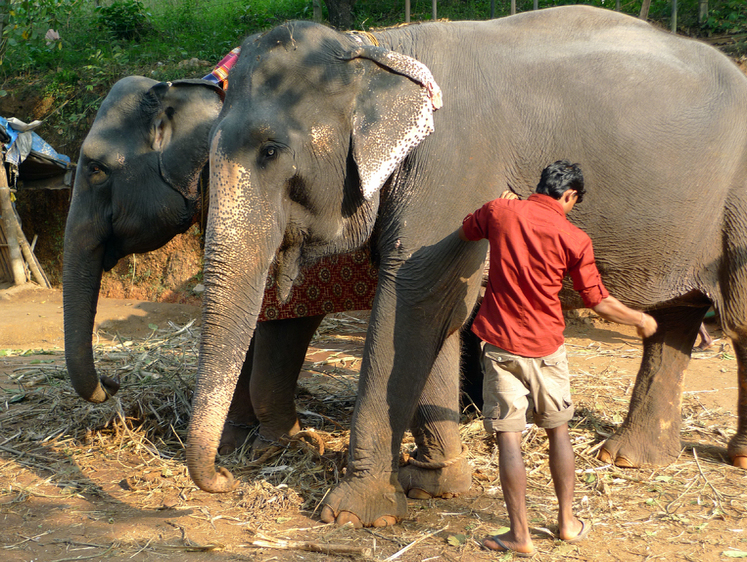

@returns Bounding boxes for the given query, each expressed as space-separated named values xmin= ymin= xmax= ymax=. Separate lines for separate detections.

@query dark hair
xmin=535 ymin=160 xmax=586 ymax=203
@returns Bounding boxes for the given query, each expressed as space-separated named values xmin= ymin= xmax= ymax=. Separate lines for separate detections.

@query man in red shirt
xmin=458 ymin=160 xmax=657 ymax=556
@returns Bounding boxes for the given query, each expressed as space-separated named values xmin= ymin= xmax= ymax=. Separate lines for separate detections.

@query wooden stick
xmin=248 ymin=537 xmax=372 ymax=557
xmin=384 ymin=525 xmax=447 ymax=561
xmin=0 ymin=216 xmax=14 ymax=282
xmin=14 ymin=217 xmax=51 ymax=287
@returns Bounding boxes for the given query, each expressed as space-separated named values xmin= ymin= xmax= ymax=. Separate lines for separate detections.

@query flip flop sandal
xmin=482 ymin=536 xmax=535 ymax=558
xmin=563 ymin=519 xmax=592 ymax=543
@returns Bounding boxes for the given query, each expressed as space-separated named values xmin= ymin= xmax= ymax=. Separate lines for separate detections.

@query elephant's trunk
xmin=62 ymin=208 xmax=120 ymax=403
xmin=186 ymin=132 xmax=285 ymax=492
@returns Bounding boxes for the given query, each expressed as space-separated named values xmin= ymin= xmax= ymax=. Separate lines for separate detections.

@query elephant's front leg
xmin=250 ymin=315 xmax=325 ymax=446
xmin=320 ymin=253 xmax=481 ymax=526
xmin=319 ymin=300 xmax=426 ymax=527
xmin=399 ymin=330 xmax=472 ymax=500
xmin=599 ymin=306 xmax=706 ymax=467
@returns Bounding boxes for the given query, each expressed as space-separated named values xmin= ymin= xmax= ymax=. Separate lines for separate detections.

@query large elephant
xmin=191 ymin=5 xmax=747 ymax=527
xmin=62 ymin=75 xmax=383 ymax=454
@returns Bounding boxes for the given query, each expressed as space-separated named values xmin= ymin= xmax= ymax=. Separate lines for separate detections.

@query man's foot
xmin=558 ymin=519 xmax=591 ymax=543
xmin=693 ymin=341 xmax=714 ymax=352
xmin=482 ymin=534 xmax=535 ymax=557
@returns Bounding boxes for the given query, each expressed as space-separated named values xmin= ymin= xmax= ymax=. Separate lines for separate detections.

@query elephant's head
xmin=187 ymin=22 xmax=441 ymax=492
xmin=63 ymin=76 xmax=223 ymax=403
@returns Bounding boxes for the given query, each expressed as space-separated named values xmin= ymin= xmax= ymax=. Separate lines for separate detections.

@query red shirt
xmin=461 ymin=193 xmax=609 ymax=357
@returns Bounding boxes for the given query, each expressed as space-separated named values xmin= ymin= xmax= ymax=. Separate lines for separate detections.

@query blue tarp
xmin=1 ymin=116 xmax=73 ymax=188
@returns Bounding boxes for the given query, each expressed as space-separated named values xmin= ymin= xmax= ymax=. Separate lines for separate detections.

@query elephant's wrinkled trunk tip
xmin=64 ymin=348 xmax=121 ymax=403
xmin=75 ymin=376 xmax=119 ymax=404
xmin=187 ymin=444 xmax=237 ymax=493
xmin=100 ymin=375 xmax=121 ymax=398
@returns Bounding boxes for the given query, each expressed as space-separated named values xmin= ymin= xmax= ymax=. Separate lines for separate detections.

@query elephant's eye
xmin=262 ymin=146 xmax=277 ymax=159
xmin=88 ymin=162 xmax=109 ymax=185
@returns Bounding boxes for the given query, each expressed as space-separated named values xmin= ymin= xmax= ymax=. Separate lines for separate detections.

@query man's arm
xmin=592 ymin=296 xmax=657 ymax=338
xmin=459 ymin=191 xmax=516 ymax=242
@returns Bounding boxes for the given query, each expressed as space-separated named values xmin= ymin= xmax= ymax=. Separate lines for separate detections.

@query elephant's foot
xmin=320 ymin=474 xmax=407 ymax=528
xmin=218 ymin=418 xmax=258 ymax=456
xmin=598 ymin=425 xmax=681 ymax=468
xmin=727 ymin=434 xmax=747 ymax=469
xmin=398 ymin=445 xmax=472 ymax=499
xmin=242 ymin=421 xmax=315 ymax=465
xmin=250 ymin=418 xmax=302 ymax=450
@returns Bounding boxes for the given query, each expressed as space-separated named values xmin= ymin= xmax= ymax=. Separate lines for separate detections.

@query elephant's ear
xmin=344 ymin=47 xmax=442 ymax=200
xmin=146 ymin=79 xmax=225 ymax=200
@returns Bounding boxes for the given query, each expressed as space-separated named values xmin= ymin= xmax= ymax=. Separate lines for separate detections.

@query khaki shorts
xmin=481 ymin=342 xmax=573 ymax=433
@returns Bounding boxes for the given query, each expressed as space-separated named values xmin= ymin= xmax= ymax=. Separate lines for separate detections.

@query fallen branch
xmin=384 ymin=525 xmax=447 ymax=561
xmin=246 ymin=536 xmax=371 ymax=557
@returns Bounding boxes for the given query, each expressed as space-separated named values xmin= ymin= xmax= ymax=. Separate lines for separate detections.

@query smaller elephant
xmin=62 ymin=75 xmax=481 ymax=458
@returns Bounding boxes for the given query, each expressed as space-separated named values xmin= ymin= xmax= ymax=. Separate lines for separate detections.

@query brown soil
xmin=1 ymin=285 xmax=745 ymax=561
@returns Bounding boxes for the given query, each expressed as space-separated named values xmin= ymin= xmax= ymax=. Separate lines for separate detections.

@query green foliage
xmin=0 ymin=0 xmax=75 ymax=68
xmin=703 ymin=0 xmax=747 ymax=34
xmin=96 ymin=0 xmax=149 ymax=40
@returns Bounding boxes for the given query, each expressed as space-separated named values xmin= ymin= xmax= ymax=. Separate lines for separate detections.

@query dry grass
xmin=1 ymin=315 xmax=747 ymax=560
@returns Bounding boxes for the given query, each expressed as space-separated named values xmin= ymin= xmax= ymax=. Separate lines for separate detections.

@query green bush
xmin=96 ymin=0 xmax=150 ymax=40
xmin=1 ymin=0 xmax=75 ymax=68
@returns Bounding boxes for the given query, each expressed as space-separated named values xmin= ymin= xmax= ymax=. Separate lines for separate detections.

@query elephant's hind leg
xmin=399 ymin=330 xmax=472 ymax=500
xmin=728 ymin=340 xmax=747 ymax=468
xmin=599 ymin=305 xmax=707 ymax=467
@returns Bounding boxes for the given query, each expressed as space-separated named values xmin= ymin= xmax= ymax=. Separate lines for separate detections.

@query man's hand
xmin=636 ymin=313 xmax=658 ymax=339
xmin=500 ymin=189 xmax=519 ymax=200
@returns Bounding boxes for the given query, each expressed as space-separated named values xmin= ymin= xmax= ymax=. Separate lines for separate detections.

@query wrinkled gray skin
xmin=62 ymin=75 xmax=320 ymax=452
xmin=62 ymin=74 xmax=482 ymax=457
xmin=63 ymin=77 xmax=222 ymax=402
xmin=192 ymin=6 xmax=747 ymax=527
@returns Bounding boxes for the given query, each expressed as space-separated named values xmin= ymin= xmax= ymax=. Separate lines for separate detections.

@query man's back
xmin=461 ymin=193 xmax=606 ymax=357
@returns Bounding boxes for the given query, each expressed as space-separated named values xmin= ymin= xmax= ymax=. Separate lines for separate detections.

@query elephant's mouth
xmin=103 ymin=241 xmax=122 ymax=272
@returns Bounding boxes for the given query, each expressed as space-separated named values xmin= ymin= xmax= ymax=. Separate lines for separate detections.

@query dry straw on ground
xmin=1 ymin=315 xmax=747 ymax=560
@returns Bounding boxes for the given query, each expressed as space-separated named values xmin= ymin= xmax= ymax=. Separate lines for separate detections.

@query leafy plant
xmin=96 ymin=0 xmax=149 ymax=40
xmin=0 ymin=0 xmax=74 ymax=68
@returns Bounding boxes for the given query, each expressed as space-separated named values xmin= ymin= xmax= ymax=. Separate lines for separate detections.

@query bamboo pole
xmin=14 ymin=218 xmax=50 ymax=288
xmin=0 ymin=215 xmax=13 ymax=283
xmin=0 ymin=165 xmax=26 ymax=286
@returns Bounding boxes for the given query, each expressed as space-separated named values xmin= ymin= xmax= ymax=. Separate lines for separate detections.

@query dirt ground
xmin=1 ymin=284 xmax=746 ymax=561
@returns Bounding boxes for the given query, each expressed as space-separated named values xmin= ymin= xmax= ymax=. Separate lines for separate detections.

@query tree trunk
xmin=699 ymin=0 xmax=708 ymax=24
xmin=640 ymin=0 xmax=652 ymax=20
xmin=323 ymin=0 xmax=356 ymax=30
xmin=0 ymin=178 xmax=25 ymax=286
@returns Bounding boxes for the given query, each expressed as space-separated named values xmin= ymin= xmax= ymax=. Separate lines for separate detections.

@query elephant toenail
xmin=407 ymin=488 xmax=433 ymax=500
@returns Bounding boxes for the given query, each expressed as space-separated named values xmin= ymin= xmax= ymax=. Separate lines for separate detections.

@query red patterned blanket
xmin=259 ymin=249 xmax=378 ymax=321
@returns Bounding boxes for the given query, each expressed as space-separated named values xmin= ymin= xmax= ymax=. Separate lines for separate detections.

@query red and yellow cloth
xmin=202 ymin=47 xmax=241 ymax=90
